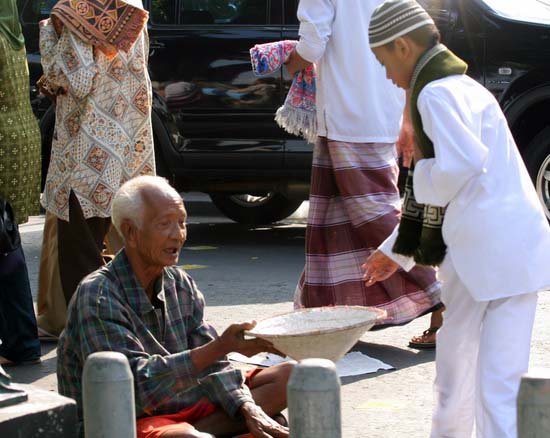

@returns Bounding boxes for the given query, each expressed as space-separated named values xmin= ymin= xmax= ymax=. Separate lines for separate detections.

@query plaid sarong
xmin=250 ymin=40 xmax=317 ymax=143
xmin=295 ymin=138 xmax=441 ymax=327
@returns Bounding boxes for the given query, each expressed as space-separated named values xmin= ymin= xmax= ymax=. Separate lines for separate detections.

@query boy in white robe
xmin=362 ymin=1 xmax=550 ymax=437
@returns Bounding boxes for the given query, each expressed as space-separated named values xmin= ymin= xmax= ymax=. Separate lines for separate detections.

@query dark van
xmin=18 ymin=0 xmax=550 ymax=224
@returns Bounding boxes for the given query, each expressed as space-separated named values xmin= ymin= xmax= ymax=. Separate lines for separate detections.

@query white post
xmin=517 ymin=368 xmax=550 ymax=437
xmin=287 ymin=358 xmax=341 ymax=438
xmin=83 ymin=352 xmax=136 ymax=438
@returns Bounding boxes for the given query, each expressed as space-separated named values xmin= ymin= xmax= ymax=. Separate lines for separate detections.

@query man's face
xmin=373 ymin=41 xmax=415 ymax=90
xmin=133 ymin=190 xmax=187 ymax=269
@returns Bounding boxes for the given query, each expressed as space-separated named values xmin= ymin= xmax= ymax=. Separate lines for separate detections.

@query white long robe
xmin=296 ymin=0 xmax=405 ymax=143
xmin=380 ymin=73 xmax=550 ymax=438
xmin=382 ymin=74 xmax=550 ymax=301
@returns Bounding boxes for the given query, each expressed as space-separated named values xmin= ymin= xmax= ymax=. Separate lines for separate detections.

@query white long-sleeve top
xmin=381 ymin=75 xmax=550 ymax=301
xmin=296 ymin=0 xmax=405 ymax=143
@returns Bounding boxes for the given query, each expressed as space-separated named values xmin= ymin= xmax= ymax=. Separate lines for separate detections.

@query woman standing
xmin=0 ymin=0 xmax=42 ymax=366
xmin=287 ymin=0 xmax=442 ymax=334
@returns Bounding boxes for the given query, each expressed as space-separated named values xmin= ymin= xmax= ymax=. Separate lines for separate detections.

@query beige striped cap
xmin=369 ymin=0 xmax=435 ymax=48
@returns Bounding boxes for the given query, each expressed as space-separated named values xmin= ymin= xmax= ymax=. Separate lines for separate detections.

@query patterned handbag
xmin=0 ymin=198 xmax=21 ymax=254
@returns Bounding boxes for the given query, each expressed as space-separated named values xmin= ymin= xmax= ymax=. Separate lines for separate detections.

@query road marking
xmin=180 ymin=264 xmax=208 ymax=270
xmin=185 ymin=246 xmax=218 ymax=251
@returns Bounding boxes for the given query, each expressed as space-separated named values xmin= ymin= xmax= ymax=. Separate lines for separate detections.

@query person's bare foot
xmin=408 ymin=327 xmax=438 ymax=349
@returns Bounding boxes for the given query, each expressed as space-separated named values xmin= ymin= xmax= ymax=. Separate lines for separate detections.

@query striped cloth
xmin=294 ymin=137 xmax=441 ymax=327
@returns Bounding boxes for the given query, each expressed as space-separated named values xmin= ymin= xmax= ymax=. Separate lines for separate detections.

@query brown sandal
xmin=408 ymin=327 xmax=439 ymax=349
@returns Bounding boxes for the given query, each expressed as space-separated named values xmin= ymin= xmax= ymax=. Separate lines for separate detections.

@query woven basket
xmin=247 ymin=306 xmax=386 ymax=362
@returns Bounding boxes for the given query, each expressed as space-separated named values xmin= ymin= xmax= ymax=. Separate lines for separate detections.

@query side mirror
xmin=429 ymin=8 xmax=458 ymax=30
xmin=418 ymin=0 xmax=458 ymax=31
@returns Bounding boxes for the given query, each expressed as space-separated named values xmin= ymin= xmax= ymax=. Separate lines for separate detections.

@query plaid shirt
xmin=57 ymin=251 xmax=254 ymax=423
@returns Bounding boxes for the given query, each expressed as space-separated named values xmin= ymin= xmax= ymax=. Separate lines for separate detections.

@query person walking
xmin=0 ymin=0 xmax=42 ymax=366
xmin=286 ymin=0 xmax=442 ymax=332
xmin=363 ymin=1 xmax=550 ymax=435
xmin=36 ymin=0 xmax=155 ymax=338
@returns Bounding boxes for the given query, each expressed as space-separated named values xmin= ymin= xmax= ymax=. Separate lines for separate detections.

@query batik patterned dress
xmin=0 ymin=34 xmax=41 ymax=224
xmin=39 ymin=22 xmax=155 ymax=221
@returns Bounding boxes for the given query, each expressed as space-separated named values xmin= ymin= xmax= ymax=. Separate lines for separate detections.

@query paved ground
xmin=7 ymin=194 xmax=550 ymax=437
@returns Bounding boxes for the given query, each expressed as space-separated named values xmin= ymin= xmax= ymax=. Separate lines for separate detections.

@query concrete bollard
xmin=517 ymin=368 xmax=550 ymax=437
xmin=287 ymin=358 xmax=341 ymax=438
xmin=83 ymin=351 xmax=136 ymax=438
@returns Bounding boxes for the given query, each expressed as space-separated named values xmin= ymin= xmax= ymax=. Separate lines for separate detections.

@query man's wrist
xmin=212 ymin=336 xmax=230 ymax=357
xmin=240 ymin=401 xmax=255 ymax=416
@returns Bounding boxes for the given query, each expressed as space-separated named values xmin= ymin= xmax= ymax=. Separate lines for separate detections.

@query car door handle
xmin=150 ymin=41 xmax=166 ymax=49
xmin=149 ymin=41 xmax=165 ymax=57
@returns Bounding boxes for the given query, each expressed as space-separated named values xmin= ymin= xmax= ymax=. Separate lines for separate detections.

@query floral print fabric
xmin=250 ymin=40 xmax=317 ymax=143
xmin=0 ymin=35 xmax=41 ymax=224
xmin=39 ymin=21 xmax=155 ymax=221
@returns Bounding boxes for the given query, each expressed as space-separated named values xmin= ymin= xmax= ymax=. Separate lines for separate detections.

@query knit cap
xmin=369 ymin=0 xmax=435 ymax=48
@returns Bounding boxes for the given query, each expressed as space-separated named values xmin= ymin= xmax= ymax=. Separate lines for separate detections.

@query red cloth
xmin=136 ymin=368 xmax=262 ymax=438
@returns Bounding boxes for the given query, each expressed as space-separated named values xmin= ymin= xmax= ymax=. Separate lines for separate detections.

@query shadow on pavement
xmin=185 ymin=221 xmax=306 ymax=246
xmin=8 ymin=343 xmax=58 ymax=386
xmin=340 ymin=340 xmax=435 ymax=385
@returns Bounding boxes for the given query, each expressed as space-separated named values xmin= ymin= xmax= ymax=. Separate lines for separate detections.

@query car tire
xmin=524 ymin=126 xmax=550 ymax=221
xmin=209 ymin=192 xmax=303 ymax=225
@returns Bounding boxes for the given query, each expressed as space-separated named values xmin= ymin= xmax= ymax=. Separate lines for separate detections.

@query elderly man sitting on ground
xmin=57 ymin=176 xmax=292 ymax=438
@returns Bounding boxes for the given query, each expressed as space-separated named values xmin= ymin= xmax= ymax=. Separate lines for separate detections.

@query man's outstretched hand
xmin=191 ymin=321 xmax=282 ymax=373
xmin=362 ymin=250 xmax=399 ymax=287
xmin=219 ymin=321 xmax=283 ymax=357
xmin=241 ymin=402 xmax=289 ymax=438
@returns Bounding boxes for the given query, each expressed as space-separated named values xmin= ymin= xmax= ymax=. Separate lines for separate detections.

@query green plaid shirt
xmin=57 ymin=251 xmax=253 ymax=423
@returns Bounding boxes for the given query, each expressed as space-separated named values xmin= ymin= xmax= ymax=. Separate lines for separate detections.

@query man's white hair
xmin=111 ymin=175 xmax=181 ymax=236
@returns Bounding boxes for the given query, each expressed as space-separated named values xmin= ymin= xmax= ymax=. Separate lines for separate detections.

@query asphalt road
xmin=8 ymin=194 xmax=550 ymax=438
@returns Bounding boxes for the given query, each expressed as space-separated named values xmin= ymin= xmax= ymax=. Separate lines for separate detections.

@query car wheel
xmin=524 ymin=126 xmax=550 ymax=220
xmin=209 ymin=192 xmax=303 ymax=225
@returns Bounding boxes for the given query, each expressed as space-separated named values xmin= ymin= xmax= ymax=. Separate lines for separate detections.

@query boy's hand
xmin=241 ymin=402 xmax=289 ymax=438
xmin=413 ymin=142 xmax=424 ymax=163
xmin=362 ymin=251 xmax=399 ymax=287
xmin=396 ymin=118 xmax=414 ymax=168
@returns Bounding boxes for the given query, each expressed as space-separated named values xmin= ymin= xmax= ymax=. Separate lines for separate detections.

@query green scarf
xmin=0 ymin=0 xmax=24 ymax=50
xmin=392 ymin=44 xmax=468 ymax=266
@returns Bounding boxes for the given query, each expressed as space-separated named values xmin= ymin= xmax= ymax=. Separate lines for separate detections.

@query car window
xmin=20 ymin=0 xmax=56 ymax=23
xmin=179 ymin=0 xmax=270 ymax=25
xmin=151 ymin=0 xmax=178 ymax=25
xmin=284 ymin=0 xmax=298 ymax=25
xmin=481 ymin=0 xmax=550 ymax=25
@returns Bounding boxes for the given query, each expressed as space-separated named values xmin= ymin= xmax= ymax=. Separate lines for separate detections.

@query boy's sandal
xmin=408 ymin=327 xmax=439 ymax=349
